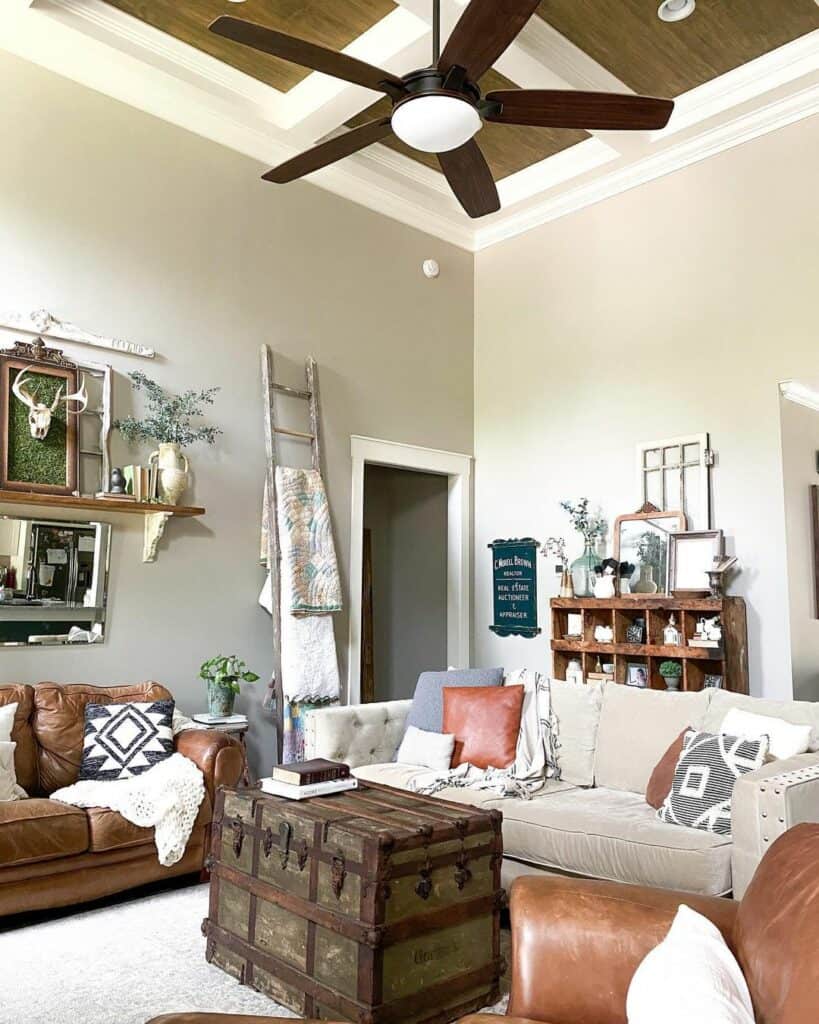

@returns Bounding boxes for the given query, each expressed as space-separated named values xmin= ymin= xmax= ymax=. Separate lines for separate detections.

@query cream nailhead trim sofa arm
xmin=732 ymin=752 xmax=819 ymax=899
xmin=305 ymin=699 xmax=412 ymax=769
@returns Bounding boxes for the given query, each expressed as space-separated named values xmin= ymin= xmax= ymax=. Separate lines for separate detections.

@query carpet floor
xmin=0 ymin=883 xmax=508 ymax=1024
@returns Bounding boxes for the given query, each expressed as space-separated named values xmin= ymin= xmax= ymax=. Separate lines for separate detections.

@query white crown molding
xmin=473 ymin=82 xmax=819 ymax=250
xmin=780 ymin=380 xmax=819 ymax=413
xmin=5 ymin=3 xmax=819 ymax=253
xmin=662 ymin=29 xmax=819 ymax=138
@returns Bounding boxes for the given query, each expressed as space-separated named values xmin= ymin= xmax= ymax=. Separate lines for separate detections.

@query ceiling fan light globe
xmin=391 ymin=94 xmax=481 ymax=154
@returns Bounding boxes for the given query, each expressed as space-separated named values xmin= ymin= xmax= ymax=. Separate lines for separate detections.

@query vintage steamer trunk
xmin=204 ymin=783 xmax=504 ymax=1024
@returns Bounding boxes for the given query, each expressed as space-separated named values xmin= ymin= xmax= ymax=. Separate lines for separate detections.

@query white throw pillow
xmin=0 ymin=741 xmax=25 ymax=802
xmin=720 ymin=707 xmax=811 ymax=760
xmin=396 ymin=725 xmax=455 ymax=772
xmin=0 ymin=701 xmax=18 ymax=742
xmin=627 ymin=904 xmax=754 ymax=1024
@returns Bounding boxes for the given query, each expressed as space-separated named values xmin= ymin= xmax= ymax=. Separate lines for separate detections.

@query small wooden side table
xmin=193 ymin=715 xmax=252 ymax=787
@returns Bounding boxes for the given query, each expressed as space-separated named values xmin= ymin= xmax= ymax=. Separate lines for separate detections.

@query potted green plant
xmin=200 ymin=655 xmax=260 ymax=717
xmin=114 ymin=371 xmax=221 ymax=505
xmin=658 ymin=660 xmax=683 ymax=692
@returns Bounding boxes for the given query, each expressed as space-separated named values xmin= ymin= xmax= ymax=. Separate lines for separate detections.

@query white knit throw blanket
xmin=408 ymin=670 xmax=559 ymax=800
xmin=51 ymin=753 xmax=204 ymax=867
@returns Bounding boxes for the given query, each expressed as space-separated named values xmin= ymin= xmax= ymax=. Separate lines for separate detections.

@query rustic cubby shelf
xmin=550 ymin=595 xmax=748 ymax=693
xmin=0 ymin=489 xmax=205 ymax=562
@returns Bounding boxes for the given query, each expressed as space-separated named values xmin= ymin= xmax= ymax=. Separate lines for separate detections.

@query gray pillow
xmin=396 ymin=668 xmax=504 ymax=757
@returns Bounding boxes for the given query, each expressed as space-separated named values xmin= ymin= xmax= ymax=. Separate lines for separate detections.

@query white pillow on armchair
xmin=627 ymin=904 xmax=753 ymax=1024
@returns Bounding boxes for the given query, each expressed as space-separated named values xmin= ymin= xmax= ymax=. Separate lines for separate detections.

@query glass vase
xmin=570 ymin=541 xmax=597 ymax=598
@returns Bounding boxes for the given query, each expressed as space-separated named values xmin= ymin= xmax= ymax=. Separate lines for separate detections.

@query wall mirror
xmin=614 ymin=505 xmax=686 ymax=596
xmin=0 ymin=515 xmax=111 ymax=646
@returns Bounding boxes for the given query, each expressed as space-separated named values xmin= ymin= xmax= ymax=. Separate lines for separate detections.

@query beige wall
xmin=0 ymin=52 xmax=474 ymax=769
xmin=474 ymin=115 xmax=819 ymax=698
xmin=780 ymin=394 xmax=819 ymax=701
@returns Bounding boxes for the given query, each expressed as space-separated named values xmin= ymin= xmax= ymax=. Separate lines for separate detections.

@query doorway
xmin=362 ymin=466 xmax=449 ymax=702
xmin=348 ymin=436 xmax=472 ymax=705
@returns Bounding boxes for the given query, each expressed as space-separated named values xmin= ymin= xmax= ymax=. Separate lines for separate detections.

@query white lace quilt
xmin=51 ymin=753 xmax=205 ymax=866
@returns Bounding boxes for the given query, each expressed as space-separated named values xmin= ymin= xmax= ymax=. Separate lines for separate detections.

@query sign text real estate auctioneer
xmin=489 ymin=538 xmax=541 ymax=638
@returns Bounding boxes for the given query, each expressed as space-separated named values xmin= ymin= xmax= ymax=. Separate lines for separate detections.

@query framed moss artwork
xmin=0 ymin=340 xmax=82 ymax=495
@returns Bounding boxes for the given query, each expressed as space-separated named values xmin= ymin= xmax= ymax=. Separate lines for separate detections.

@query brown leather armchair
xmin=461 ymin=823 xmax=819 ymax=1024
xmin=0 ymin=681 xmax=244 ymax=918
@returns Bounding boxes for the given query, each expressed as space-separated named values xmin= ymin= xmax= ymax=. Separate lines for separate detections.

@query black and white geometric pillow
xmin=79 ymin=701 xmax=175 ymax=781
xmin=657 ymin=728 xmax=768 ymax=835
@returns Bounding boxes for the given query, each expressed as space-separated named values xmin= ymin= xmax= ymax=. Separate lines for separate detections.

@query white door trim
xmin=347 ymin=435 xmax=472 ymax=705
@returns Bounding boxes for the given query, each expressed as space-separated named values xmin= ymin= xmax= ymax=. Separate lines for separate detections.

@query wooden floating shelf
xmin=0 ymin=489 xmax=205 ymax=563
xmin=0 ymin=489 xmax=204 ymax=518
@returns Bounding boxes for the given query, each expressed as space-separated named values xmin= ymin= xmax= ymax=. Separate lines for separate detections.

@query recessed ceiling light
xmin=658 ymin=0 xmax=696 ymax=22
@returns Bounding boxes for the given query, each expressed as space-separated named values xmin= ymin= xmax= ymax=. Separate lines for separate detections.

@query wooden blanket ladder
xmin=260 ymin=345 xmax=324 ymax=762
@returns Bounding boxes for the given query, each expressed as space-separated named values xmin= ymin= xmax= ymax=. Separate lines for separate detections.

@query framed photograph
xmin=669 ymin=530 xmax=724 ymax=596
xmin=0 ymin=340 xmax=85 ymax=496
xmin=614 ymin=504 xmax=686 ymax=597
xmin=626 ymin=662 xmax=649 ymax=688
xmin=703 ymin=674 xmax=724 ymax=689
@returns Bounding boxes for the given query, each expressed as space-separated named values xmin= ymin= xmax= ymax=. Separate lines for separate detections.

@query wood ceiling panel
xmin=537 ymin=1 xmax=819 ymax=98
xmin=105 ymin=0 xmax=396 ymax=93
xmin=348 ymin=71 xmax=588 ymax=181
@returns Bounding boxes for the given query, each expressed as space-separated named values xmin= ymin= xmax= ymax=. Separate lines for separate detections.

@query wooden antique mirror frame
xmin=613 ymin=502 xmax=687 ymax=598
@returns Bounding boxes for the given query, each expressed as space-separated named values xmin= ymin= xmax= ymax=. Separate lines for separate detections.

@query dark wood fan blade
xmin=210 ymin=16 xmax=404 ymax=95
xmin=438 ymin=140 xmax=500 ymax=219
xmin=438 ymin=0 xmax=540 ymax=82
xmin=262 ymin=118 xmax=393 ymax=183
xmin=484 ymin=90 xmax=675 ymax=131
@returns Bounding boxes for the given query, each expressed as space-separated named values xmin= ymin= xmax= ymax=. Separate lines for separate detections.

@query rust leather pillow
xmin=645 ymin=728 xmax=689 ymax=810
xmin=442 ymin=685 xmax=524 ymax=770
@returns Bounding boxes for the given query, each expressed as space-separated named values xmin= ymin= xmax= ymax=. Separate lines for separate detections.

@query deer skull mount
xmin=12 ymin=366 xmax=88 ymax=440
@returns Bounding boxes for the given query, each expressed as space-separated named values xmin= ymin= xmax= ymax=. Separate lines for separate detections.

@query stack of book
xmin=260 ymin=758 xmax=356 ymax=800
xmin=123 ymin=464 xmax=159 ymax=503
xmin=192 ymin=713 xmax=249 ymax=730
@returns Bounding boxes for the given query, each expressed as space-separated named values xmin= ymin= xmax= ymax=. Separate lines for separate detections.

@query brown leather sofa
xmin=145 ymin=824 xmax=819 ymax=1024
xmin=0 ymin=681 xmax=244 ymax=918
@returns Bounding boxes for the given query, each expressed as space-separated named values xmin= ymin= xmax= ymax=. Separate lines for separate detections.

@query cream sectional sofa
xmin=305 ymin=682 xmax=819 ymax=899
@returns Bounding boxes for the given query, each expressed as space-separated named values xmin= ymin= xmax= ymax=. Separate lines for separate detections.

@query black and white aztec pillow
xmin=657 ymin=728 xmax=768 ymax=835
xmin=79 ymin=700 xmax=175 ymax=781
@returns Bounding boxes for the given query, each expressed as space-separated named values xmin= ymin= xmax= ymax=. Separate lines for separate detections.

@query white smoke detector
xmin=658 ymin=0 xmax=696 ymax=22
xmin=422 ymin=259 xmax=440 ymax=279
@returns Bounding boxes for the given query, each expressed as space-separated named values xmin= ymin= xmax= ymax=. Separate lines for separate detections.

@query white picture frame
xmin=669 ymin=530 xmax=724 ymax=595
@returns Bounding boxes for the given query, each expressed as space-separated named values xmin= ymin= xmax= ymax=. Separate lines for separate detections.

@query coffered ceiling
xmin=1 ymin=1 xmax=817 ymax=249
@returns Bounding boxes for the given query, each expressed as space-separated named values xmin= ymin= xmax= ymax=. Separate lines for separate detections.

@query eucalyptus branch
xmin=114 ymin=371 xmax=222 ymax=449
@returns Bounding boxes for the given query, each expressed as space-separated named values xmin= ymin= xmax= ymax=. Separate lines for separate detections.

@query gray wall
xmin=473 ymin=114 xmax=819 ymax=698
xmin=363 ymin=465 xmax=448 ymax=702
xmin=780 ymin=395 xmax=819 ymax=701
xmin=0 ymin=52 xmax=474 ymax=772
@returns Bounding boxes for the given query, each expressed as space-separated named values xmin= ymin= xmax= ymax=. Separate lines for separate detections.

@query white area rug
xmin=0 ymin=884 xmax=508 ymax=1024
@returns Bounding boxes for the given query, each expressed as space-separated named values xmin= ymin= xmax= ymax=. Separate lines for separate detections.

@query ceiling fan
xmin=210 ymin=0 xmax=674 ymax=219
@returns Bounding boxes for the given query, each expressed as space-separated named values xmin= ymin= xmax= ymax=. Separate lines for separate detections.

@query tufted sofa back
xmin=305 ymin=699 xmax=411 ymax=768
xmin=0 ymin=681 xmax=172 ymax=795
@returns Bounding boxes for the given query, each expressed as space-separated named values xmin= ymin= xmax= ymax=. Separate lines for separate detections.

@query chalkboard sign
xmin=488 ymin=538 xmax=541 ymax=638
